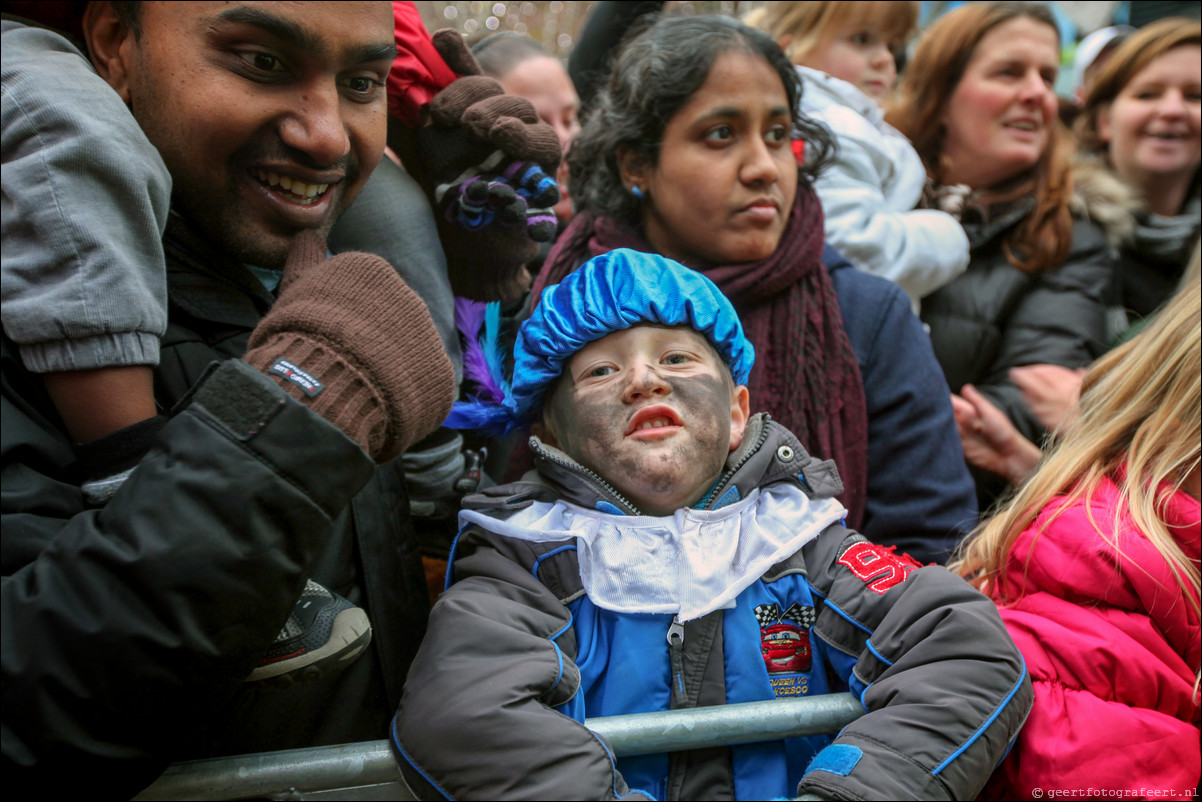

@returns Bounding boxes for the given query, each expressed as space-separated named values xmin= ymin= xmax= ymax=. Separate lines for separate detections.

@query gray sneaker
xmin=246 ymin=580 xmax=372 ymax=687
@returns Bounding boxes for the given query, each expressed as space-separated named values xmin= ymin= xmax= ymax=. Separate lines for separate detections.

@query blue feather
xmin=481 ymin=301 xmax=510 ymax=397
xmin=443 ymin=398 xmax=524 ymax=437
xmin=455 ymin=297 xmax=509 ymax=405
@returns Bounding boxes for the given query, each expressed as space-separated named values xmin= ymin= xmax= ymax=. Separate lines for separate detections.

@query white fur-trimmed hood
xmin=1070 ymin=158 xmax=1138 ymax=250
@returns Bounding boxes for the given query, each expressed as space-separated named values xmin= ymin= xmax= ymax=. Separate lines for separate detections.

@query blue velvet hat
xmin=445 ymin=248 xmax=754 ymax=434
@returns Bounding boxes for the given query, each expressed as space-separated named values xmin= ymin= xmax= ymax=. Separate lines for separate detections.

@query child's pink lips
xmin=625 ymin=405 xmax=683 ymax=436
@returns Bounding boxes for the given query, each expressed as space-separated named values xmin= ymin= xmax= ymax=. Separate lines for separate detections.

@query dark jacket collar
xmin=163 ymin=211 xmax=276 ymax=329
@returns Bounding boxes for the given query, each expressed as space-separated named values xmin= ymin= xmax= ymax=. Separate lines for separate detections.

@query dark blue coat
xmin=824 ymin=245 xmax=978 ymax=562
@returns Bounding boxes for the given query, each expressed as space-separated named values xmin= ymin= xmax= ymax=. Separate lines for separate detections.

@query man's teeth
xmin=255 ymin=170 xmax=330 ymax=199
xmin=636 ymin=416 xmax=675 ymax=431
xmin=1008 ymin=121 xmax=1037 ymax=131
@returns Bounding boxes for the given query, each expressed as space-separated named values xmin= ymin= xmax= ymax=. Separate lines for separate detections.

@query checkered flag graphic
xmin=754 ymin=603 xmax=782 ymax=628
xmin=781 ymin=602 xmax=816 ymax=628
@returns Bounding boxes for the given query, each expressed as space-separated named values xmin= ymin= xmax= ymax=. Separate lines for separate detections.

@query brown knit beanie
xmin=243 ymin=232 xmax=455 ymax=464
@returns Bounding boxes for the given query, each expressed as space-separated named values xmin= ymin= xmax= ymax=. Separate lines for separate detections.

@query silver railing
xmin=135 ymin=693 xmax=864 ymax=800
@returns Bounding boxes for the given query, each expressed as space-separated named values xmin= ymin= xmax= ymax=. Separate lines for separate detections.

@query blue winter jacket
xmin=392 ymin=416 xmax=1030 ymax=800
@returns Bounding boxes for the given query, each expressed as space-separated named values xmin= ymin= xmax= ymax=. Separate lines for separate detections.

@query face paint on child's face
xmin=544 ymin=325 xmax=749 ymax=516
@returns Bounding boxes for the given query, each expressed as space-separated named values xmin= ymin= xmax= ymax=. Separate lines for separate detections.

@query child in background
xmin=745 ymin=1 xmax=970 ymax=309
xmin=953 ymin=280 xmax=1200 ymax=798
xmin=392 ymin=249 xmax=1031 ymax=801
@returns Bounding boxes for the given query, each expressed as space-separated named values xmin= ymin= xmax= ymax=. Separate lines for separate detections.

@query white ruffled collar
xmin=459 ymin=483 xmax=845 ymax=621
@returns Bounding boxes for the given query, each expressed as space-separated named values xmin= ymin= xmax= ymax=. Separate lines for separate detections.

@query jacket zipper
xmin=666 ymin=616 xmax=687 ymax=709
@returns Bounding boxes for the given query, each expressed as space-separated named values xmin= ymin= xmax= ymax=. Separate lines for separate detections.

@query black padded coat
xmin=1 ymin=216 xmax=430 ymax=796
xmin=921 ymin=199 xmax=1116 ymax=446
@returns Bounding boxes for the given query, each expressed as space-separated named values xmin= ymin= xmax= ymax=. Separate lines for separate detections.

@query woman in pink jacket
xmin=954 ymin=278 xmax=1200 ymax=800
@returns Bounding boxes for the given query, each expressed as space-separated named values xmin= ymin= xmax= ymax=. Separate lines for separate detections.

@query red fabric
xmin=535 ymin=188 xmax=869 ymax=528
xmin=387 ymin=1 xmax=457 ymax=128
xmin=985 ymin=474 xmax=1201 ymax=800
xmin=791 ymin=139 xmax=805 ymax=166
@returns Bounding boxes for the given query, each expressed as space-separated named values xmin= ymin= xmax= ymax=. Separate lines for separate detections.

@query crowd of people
xmin=2 ymin=1 xmax=1197 ymax=799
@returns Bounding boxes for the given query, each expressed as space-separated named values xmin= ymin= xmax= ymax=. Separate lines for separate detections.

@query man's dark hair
xmin=567 ymin=14 xmax=834 ymax=224
xmin=110 ymin=0 xmax=141 ymax=39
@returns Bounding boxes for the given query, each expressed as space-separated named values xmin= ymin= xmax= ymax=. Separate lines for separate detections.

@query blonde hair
xmin=1076 ymin=18 xmax=1202 ymax=156
xmin=886 ymin=1 xmax=1076 ymax=274
xmin=953 ymin=281 xmax=1201 ymax=630
xmin=743 ymin=1 xmax=917 ymax=64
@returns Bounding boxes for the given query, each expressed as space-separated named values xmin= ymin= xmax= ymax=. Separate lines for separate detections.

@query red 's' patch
xmin=837 ymin=542 xmax=920 ymax=594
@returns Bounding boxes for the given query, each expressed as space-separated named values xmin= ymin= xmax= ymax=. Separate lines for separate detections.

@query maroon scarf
xmin=536 ymin=187 xmax=868 ymax=527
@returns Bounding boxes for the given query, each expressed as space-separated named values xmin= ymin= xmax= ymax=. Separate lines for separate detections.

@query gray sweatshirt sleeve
xmin=1 ymin=22 xmax=170 ymax=373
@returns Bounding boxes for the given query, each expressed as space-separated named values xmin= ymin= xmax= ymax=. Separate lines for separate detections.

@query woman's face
xmin=939 ymin=17 xmax=1060 ymax=189
xmin=621 ymin=50 xmax=797 ymax=268
xmin=1098 ymin=45 xmax=1202 ymax=190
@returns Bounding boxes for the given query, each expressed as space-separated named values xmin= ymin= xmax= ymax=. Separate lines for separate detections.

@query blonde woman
xmin=953 ymin=281 xmax=1200 ymax=798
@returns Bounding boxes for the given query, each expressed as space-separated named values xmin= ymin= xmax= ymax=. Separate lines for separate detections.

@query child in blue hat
xmin=393 ymin=249 xmax=1030 ymax=801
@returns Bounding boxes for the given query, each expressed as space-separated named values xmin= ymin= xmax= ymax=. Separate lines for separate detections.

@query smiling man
xmin=89 ymin=1 xmax=395 ymax=266
xmin=2 ymin=1 xmax=454 ymax=795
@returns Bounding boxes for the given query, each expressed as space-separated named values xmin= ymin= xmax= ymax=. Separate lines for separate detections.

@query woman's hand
xmin=951 ymin=384 xmax=1042 ymax=486
xmin=1009 ymin=364 xmax=1085 ymax=434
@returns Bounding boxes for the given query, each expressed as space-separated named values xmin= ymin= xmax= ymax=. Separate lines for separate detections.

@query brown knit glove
xmin=388 ymin=29 xmax=563 ymax=304
xmin=243 ymin=232 xmax=455 ymax=464
xmin=426 ymin=29 xmax=560 ymax=171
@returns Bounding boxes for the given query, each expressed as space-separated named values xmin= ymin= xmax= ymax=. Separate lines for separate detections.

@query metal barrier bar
xmin=135 ymin=740 xmax=401 ymax=801
xmin=135 ymin=693 xmax=863 ymax=801
xmin=589 ymin=692 xmax=863 ymax=756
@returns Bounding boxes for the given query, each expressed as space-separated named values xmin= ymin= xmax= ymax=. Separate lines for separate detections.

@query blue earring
xmin=631 ymin=185 xmax=645 ymax=199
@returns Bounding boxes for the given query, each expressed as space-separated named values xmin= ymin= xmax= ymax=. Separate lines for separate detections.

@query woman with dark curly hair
xmin=535 ymin=13 xmax=977 ymax=563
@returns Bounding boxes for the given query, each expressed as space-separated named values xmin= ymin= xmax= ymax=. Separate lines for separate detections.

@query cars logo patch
xmin=755 ymin=602 xmax=816 ymax=675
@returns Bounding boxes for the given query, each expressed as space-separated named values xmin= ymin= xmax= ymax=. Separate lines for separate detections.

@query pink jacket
xmin=986 ymin=473 xmax=1200 ymax=800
